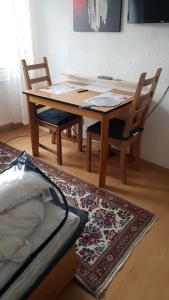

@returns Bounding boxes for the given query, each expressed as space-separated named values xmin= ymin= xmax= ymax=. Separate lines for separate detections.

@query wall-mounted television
xmin=128 ymin=0 xmax=169 ymax=24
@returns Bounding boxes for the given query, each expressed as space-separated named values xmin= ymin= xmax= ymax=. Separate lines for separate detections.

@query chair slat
xmin=144 ymin=76 xmax=156 ymax=86
xmin=27 ymin=63 xmax=46 ymax=70
xmin=134 ymin=106 xmax=146 ymax=117
xmin=139 ymin=91 xmax=152 ymax=102
xmin=30 ymin=76 xmax=49 ymax=85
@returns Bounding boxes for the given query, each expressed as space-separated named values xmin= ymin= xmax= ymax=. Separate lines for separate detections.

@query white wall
xmin=30 ymin=0 xmax=169 ymax=169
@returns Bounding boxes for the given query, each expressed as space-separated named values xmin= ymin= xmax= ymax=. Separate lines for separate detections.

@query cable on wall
xmin=146 ymin=85 xmax=169 ymax=120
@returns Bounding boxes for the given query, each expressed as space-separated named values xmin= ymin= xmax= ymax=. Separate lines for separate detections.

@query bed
xmin=0 ymin=152 xmax=88 ymax=300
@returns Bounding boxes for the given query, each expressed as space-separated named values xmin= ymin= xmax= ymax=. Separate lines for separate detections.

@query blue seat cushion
xmin=87 ymin=118 xmax=143 ymax=140
xmin=37 ymin=108 xmax=79 ymax=126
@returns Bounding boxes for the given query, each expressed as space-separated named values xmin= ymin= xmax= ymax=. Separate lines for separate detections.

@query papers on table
xmin=40 ymin=83 xmax=112 ymax=94
xmin=84 ymin=85 xmax=112 ymax=93
xmin=39 ymin=82 xmax=131 ymax=109
xmin=83 ymin=92 xmax=131 ymax=107
xmin=40 ymin=83 xmax=81 ymax=94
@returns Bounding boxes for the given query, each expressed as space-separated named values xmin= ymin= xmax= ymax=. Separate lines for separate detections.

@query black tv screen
xmin=128 ymin=0 xmax=169 ymax=23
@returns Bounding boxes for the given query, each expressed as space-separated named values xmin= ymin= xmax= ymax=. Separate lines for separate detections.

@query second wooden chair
xmin=86 ymin=68 xmax=162 ymax=184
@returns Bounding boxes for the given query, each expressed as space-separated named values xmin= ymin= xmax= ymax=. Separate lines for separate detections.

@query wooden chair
xmin=22 ymin=57 xmax=83 ymax=165
xmin=86 ymin=68 xmax=162 ymax=184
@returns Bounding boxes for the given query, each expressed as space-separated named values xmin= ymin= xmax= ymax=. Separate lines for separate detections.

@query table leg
xmin=27 ymin=97 xmax=39 ymax=156
xmin=99 ymin=116 xmax=109 ymax=187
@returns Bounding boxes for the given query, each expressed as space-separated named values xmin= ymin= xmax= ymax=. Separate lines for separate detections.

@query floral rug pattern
xmin=0 ymin=143 xmax=156 ymax=296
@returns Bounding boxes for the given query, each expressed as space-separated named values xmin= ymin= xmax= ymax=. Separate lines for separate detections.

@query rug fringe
xmin=76 ymin=215 xmax=157 ymax=298
xmin=96 ymin=215 xmax=157 ymax=298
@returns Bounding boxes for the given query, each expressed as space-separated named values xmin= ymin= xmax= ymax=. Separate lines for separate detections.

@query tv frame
xmin=128 ymin=0 xmax=169 ymax=24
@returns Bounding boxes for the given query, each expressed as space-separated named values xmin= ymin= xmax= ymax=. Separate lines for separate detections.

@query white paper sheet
xmin=40 ymin=83 xmax=81 ymax=94
xmin=84 ymin=85 xmax=112 ymax=93
xmin=83 ymin=92 xmax=131 ymax=107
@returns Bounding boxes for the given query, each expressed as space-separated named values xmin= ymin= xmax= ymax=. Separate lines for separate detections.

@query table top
xmin=24 ymin=82 xmax=134 ymax=115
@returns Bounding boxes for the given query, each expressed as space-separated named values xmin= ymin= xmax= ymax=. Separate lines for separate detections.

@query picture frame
xmin=73 ymin=0 xmax=122 ymax=32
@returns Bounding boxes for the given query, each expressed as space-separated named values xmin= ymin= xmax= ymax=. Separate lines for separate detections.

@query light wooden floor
xmin=0 ymin=126 xmax=169 ymax=300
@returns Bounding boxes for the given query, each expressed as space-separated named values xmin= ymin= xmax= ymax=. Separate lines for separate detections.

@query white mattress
xmin=0 ymin=200 xmax=80 ymax=300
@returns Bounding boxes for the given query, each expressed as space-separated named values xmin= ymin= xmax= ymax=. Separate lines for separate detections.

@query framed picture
xmin=73 ymin=0 xmax=122 ymax=32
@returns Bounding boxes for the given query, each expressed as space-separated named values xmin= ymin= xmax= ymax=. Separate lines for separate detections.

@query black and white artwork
xmin=73 ymin=0 xmax=122 ymax=32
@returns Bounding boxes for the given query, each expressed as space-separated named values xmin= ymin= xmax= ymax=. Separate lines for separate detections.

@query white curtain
xmin=0 ymin=0 xmax=34 ymax=124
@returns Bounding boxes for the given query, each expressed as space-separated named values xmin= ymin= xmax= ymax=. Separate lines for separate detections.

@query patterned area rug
xmin=0 ymin=143 xmax=156 ymax=297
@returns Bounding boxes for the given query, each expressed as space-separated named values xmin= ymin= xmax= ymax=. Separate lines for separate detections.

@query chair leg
xmin=51 ymin=131 xmax=56 ymax=144
xmin=67 ymin=128 xmax=72 ymax=138
xmin=120 ymin=144 xmax=127 ymax=184
xmin=78 ymin=119 xmax=83 ymax=152
xmin=86 ymin=132 xmax=92 ymax=172
xmin=107 ymin=145 xmax=112 ymax=157
xmin=129 ymin=144 xmax=135 ymax=161
xmin=56 ymin=128 xmax=62 ymax=165
xmin=133 ymin=136 xmax=141 ymax=170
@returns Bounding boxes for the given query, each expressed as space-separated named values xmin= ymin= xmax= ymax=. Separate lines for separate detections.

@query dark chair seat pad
xmin=87 ymin=118 xmax=143 ymax=140
xmin=37 ymin=108 xmax=79 ymax=126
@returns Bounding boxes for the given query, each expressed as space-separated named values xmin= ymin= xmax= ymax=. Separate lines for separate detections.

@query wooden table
xmin=24 ymin=84 xmax=133 ymax=187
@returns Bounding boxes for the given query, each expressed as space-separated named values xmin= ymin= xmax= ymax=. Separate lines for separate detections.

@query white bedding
xmin=0 ymin=169 xmax=51 ymax=212
xmin=0 ymin=168 xmax=80 ymax=300
xmin=0 ymin=197 xmax=45 ymax=266
xmin=0 ymin=200 xmax=80 ymax=300
xmin=0 ymin=169 xmax=63 ymax=266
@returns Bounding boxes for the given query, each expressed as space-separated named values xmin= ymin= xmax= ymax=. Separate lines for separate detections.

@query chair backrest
xmin=123 ymin=68 xmax=162 ymax=139
xmin=21 ymin=57 xmax=52 ymax=89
